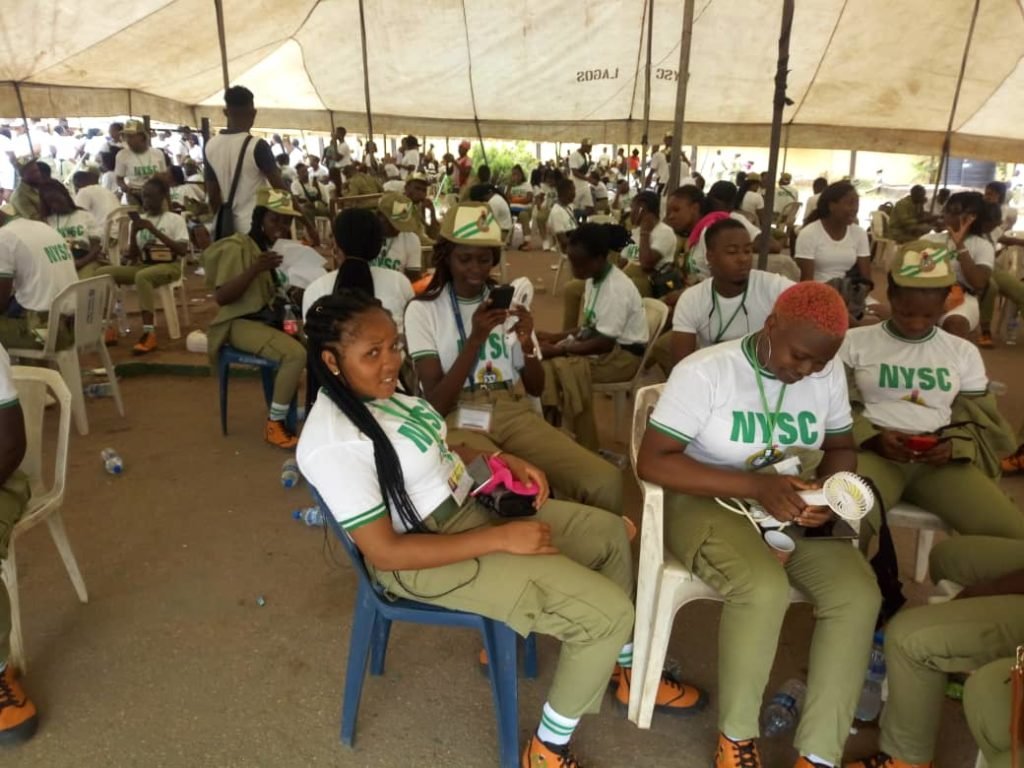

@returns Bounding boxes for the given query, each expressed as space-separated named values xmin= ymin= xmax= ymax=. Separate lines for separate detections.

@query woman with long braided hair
xmin=297 ymin=289 xmax=638 ymax=767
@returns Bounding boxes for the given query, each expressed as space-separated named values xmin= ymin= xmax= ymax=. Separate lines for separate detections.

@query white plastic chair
xmin=593 ymin=298 xmax=669 ymax=441
xmin=551 ymin=244 xmax=570 ymax=295
xmin=106 ymin=217 xmax=189 ymax=340
xmin=627 ymin=383 xmax=811 ymax=728
xmin=4 ymin=366 xmax=89 ymax=673
xmin=994 ymin=245 xmax=1023 ymax=340
xmin=887 ymin=502 xmax=949 ymax=583
xmin=870 ymin=210 xmax=897 ymax=269
xmin=152 ymin=263 xmax=189 ymax=340
xmin=7 ymin=276 xmax=125 ymax=436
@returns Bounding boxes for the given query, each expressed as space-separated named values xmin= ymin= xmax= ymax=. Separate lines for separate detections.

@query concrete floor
xmin=4 ymin=251 xmax=1022 ymax=767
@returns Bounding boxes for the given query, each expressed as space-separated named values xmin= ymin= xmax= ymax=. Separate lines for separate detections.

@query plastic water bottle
xmin=114 ymin=297 xmax=129 ymax=335
xmin=1006 ymin=313 xmax=1020 ymax=345
xmin=101 ymin=448 xmax=124 ymax=475
xmin=280 ymin=458 xmax=301 ymax=489
xmin=282 ymin=305 xmax=299 ymax=336
xmin=84 ymin=382 xmax=114 ymax=398
xmin=293 ymin=506 xmax=324 ymax=527
xmin=855 ymin=631 xmax=887 ymax=722
xmin=760 ymin=678 xmax=806 ymax=737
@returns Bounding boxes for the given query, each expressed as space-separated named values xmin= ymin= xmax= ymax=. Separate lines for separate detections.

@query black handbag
xmin=650 ymin=261 xmax=685 ymax=298
xmin=213 ymin=135 xmax=253 ymax=241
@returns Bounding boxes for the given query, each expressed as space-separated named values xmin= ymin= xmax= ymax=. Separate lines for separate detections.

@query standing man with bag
xmin=204 ymin=86 xmax=288 ymax=242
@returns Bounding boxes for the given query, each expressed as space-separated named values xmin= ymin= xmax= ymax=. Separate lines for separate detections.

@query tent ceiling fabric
xmin=2 ymin=0 xmax=1024 ymax=160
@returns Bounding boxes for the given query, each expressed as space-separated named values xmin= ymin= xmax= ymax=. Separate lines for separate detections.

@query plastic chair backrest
xmin=44 ymin=275 xmax=116 ymax=355
xmin=638 ymin=298 xmax=670 ymax=373
xmin=309 ymin=486 xmax=380 ymax=593
xmin=630 ymin=383 xmax=667 ymax=566
xmin=102 ymin=207 xmax=135 ymax=266
xmin=870 ymin=210 xmax=888 ymax=239
xmin=11 ymin=366 xmax=71 ymax=503
xmin=630 ymin=383 xmax=664 ymax=472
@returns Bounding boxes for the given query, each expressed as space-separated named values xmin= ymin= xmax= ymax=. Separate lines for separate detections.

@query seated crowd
xmin=0 ymin=91 xmax=1021 ymax=768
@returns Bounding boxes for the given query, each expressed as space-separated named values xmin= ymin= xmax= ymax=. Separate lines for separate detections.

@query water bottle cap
xmin=292 ymin=510 xmax=301 ymax=519
xmin=111 ymin=465 xmax=123 ymax=474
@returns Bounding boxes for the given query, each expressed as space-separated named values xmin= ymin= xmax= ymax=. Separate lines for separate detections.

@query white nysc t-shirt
xmin=794 ymin=220 xmax=870 ymax=283
xmin=405 ymin=288 xmax=526 ymax=390
xmin=47 ymin=210 xmax=96 ymax=251
xmin=672 ymin=270 xmax=793 ymax=348
xmin=839 ymin=321 xmax=988 ymax=434
xmin=623 ymin=221 xmax=678 ymax=269
xmin=582 ymin=266 xmax=648 ymax=346
xmin=370 ymin=232 xmax=421 ymax=272
xmin=135 ymin=211 xmax=189 ymax=251
xmin=649 ymin=335 xmax=853 ymax=470
xmin=297 ymin=393 xmax=466 ymax=533
xmin=302 ymin=266 xmax=415 ymax=334
xmin=113 ymin=148 xmax=167 ymax=188
xmin=0 ymin=218 xmax=78 ymax=311
xmin=74 ymin=185 xmax=121 ymax=237
xmin=547 ymin=204 xmax=578 ymax=244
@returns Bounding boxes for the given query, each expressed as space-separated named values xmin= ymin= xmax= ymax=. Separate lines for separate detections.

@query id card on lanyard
xmin=450 ymin=286 xmax=496 ymax=432
xmin=372 ymin=397 xmax=474 ymax=505
xmin=747 ymin=335 xmax=788 ymax=469
xmin=583 ymin=268 xmax=609 ymax=329
xmin=711 ymin=284 xmax=749 ymax=344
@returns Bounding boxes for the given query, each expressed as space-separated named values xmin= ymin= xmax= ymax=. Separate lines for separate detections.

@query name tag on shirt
xmin=447 ymin=456 xmax=474 ymax=506
xmin=455 ymin=404 xmax=494 ymax=432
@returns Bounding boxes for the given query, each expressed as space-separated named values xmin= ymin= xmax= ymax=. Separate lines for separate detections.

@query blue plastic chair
xmin=310 ymin=488 xmax=538 ymax=768
xmin=217 ymin=345 xmax=297 ymax=435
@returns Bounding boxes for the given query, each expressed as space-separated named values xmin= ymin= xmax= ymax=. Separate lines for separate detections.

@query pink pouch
xmin=472 ymin=454 xmax=539 ymax=498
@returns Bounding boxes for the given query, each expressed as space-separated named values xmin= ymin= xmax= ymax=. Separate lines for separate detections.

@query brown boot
xmin=614 ymin=664 xmax=706 ymax=716
xmin=0 ymin=666 xmax=38 ymax=746
xmin=521 ymin=734 xmax=583 ymax=767
xmin=715 ymin=733 xmax=761 ymax=768
xmin=265 ymin=419 xmax=298 ymax=449
xmin=132 ymin=330 xmax=157 ymax=356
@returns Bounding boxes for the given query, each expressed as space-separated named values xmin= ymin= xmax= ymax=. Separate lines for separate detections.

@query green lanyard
xmin=370 ymin=397 xmax=453 ymax=463
xmin=584 ymin=265 xmax=611 ymax=327
xmin=711 ymin=283 xmax=749 ymax=343
xmin=750 ymin=336 xmax=788 ymax=449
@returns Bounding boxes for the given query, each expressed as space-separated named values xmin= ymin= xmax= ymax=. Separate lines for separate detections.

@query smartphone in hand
xmin=489 ymin=284 xmax=515 ymax=310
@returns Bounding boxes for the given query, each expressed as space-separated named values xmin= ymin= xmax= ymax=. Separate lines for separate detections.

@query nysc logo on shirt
xmin=730 ymin=411 xmax=819 ymax=445
xmin=397 ymin=403 xmax=445 ymax=454
xmin=43 ymin=242 xmax=72 ymax=264
xmin=878 ymin=364 xmax=952 ymax=392
xmin=457 ymin=333 xmax=510 ymax=364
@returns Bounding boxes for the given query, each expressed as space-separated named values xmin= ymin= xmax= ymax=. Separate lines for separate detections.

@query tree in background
xmin=469 ymin=140 xmax=538 ymax=185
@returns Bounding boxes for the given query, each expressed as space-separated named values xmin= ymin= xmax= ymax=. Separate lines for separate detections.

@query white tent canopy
xmin=2 ymin=0 xmax=1024 ymax=161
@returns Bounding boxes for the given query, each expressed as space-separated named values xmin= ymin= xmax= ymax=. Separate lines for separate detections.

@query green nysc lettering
xmin=730 ymin=410 xmax=819 ymax=445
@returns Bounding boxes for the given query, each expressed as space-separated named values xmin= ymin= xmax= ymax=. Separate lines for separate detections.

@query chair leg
xmin=369 ymin=615 xmax=391 ymax=676
xmin=636 ymin=592 xmax=679 ymax=729
xmin=178 ymin=281 xmax=190 ymax=330
xmin=1 ymin=546 xmax=25 ymax=674
xmin=97 ymin=343 xmax=126 ymax=418
xmin=523 ymin=634 xmax=538 ymax=679
xmin=46 ymin=513 xmax=88 ymax=603
xmin=483 ymin=622 xmax=522 ymax=768
xmin=914 ymin=529 xmax=936 ymax=583
xmin=56 ymin=351 xmax=88 ymax=436
xmin=341 ymin=585 xmax=378 ymax=747
xmin=552 ymin=257 xmax=563 ymax=295
xmin=219 ymin=361 xmax=230 ymax=436
xmin=157 ymin=286 xmax=181 ymax=340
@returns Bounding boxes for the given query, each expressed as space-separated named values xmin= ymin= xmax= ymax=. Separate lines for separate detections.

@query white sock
xmin=617 ymin=642 xmax=634 ymax=668
xmin=803 ymin=756 xmax=833 ymax=767
xmin=536 ymin=702 xmax=578 ymax=746
xmin=269 ymin=402 xmax=290 ymax=421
